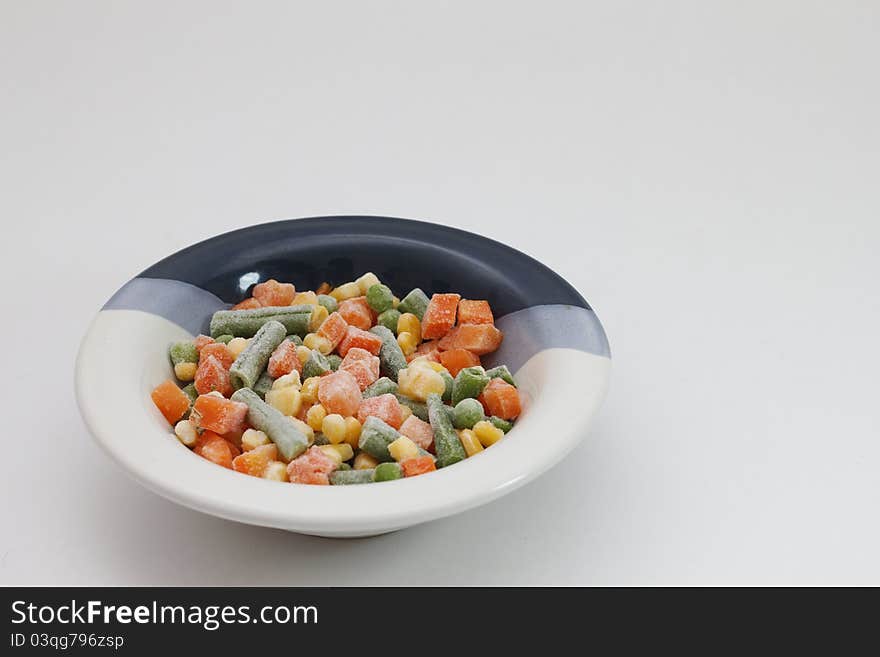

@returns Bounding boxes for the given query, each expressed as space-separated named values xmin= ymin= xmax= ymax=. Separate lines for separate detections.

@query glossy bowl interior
xmin=75 ymin=217 xmax=610 ymax=537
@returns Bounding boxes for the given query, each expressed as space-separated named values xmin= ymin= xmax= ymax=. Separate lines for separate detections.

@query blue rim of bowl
xmin=103 ymin=215 xmax=610 ymax=364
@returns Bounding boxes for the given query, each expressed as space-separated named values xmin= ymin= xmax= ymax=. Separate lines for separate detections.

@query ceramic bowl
xmin=75 ymin=216 xmax=610 ymax=537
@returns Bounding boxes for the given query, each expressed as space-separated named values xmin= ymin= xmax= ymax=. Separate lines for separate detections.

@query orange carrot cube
xmin=317 ymin=370 xmax=362 ymax=416
xmin=194 ymin=354 xmax=233 ymax=396
xmin=479 ymin=378 xmax=522 ymax=420
xmin=399 ymin=415 xmax=434 ymax=451
xmin=252 ymin=279 xmax=295 ymax=307
xmin=439 ymin=348 xmax=481 ymax=376
xmin=457 ymin=299 xmax=494 ymax=325
xmin=232 ymin=443 xmax=278 ymax=477
xmin=317 ymin=311 xmax=349 ymax=349
xmin=338 ymin=296 xmax=375 ymax=330
xmin=437 ymin=324 xmax=503 ymax=355
xmin=287 ymin=446 xmax=338 ymax=485
xmin=192 ymin=394 xmax=249 ymax=434
xmin=193 ymin=334 xmax=215 ymax=351
xmin=194 ymin=431 xmax=236 ymax=469
xmin=232 ymin=298 xmax=262 ymax=310
xmin=340 ymin=347 xmax=380 ymax=390
xmin=421 ymin=293 xmax=461 ymax=339
xmin=267 ymin=340 xmax=302 ymax=378
xmin=200 ymin=342 xmax=234 ymax=369
xmin=408 ymin=340 xmax=440 ymax=363
xmin=337 ymin=326 xmax=383 ymax=357
xmin=401 ymin=455 xmax=436 ymax=477
xmin=357 ymin=393 xmax=404 ymax=429
xmin=150 ymin=379 xmax=191 ymax=425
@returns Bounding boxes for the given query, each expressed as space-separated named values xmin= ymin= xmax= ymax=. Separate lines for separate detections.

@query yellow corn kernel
xmin=292 ymin=291 xmax=319 ymax=306
xmin=173 ymin=361 xmax=197 ymax=381
xmin=473 ymin=420 xmax=504 ymax=447
xmin=319 ymin=443 xmax=354 ymax=464
xmin=409 ymin=357 xmax=445 ymax=373
xmin=263 ymin=461 xmax=288 ymax=482
xmin=272 ymin=371 xmax=301 ymax=390
xmin=458 ymin=429 xmax=484 ymax=457
xmin=174 ymin=419 xmax=198 ymax=447
xmin=227 ymin=337 xmax=249 ymax=359
xmin=296 ymin=345 xmax=312 ymax=365
xmin=303 ymin=332 xmax=332 ymax=355
xmin=356 ymin=272 xmax=381 ymax=294
xmin=309 ymin=304 xmax=329 ymax=332
xmin=300 ymin=376 xmax=321 ymax=403
xmin=399 ymin=404 xmax=413 ymax=422
xmin=388 ymin=436 xmax=420 ymax=462
xmin=343 ymin=416 xmax=362 ymax=448
xmin=306 ymin=404 xmax=327 ymax=431
xmin=289 ymin=417 xmax=315 ymax=444
xmin=321 ymin=414 xmax=348 ymax=444
xmin=392 ymin=296 xmax=400 ymax=309
xmin=329 ymin=281 xmax=361 ymax=301
xmin=397 ymin=331 xmax=418 ymax=357
xmin=397 ymin=313 xmax=421 ymax=341
xmin=241 ymin=428 xmax=270 ymax=451
xmin=398 ymin=366 xmax=446 ymax=402
xmin=353 ymin=452 xmax=379 ymax=470
xmin=265 ymin=387 xmax=302 ymax=417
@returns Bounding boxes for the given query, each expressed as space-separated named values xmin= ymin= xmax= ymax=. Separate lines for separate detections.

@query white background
xmin=2 ymin=1 xmax=878 ymax=585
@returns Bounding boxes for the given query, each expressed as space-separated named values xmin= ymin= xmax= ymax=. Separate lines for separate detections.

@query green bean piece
xmin=169 ymin=342 xmax=198 ymax=366
xmin=366 ymin=283 xmax=394 ymax=313
xmin=231 ymin=388 xmax=309 ymax=461
xmin=326 ymin=354 xmax=342 ymax=371
xmin=373 ymin=462 xmax=403 ymax=482
xmin=394 ymin=394 xmax=429 ymax=421
xmin=213 ymin=334 xmax=234 ymax=345
xmin=286 ymin=334 xmax=303 ymax=346
xmin=485 ymin=365 xmax=516 ymax=387
xmin=427 ymin=393 xmax=466 ymax=468
xmin=180 ymin=383 xmax=198 ymax=404
xmin=252 ymin=371 xmax=275 ymax=399
xmin=439 ymin=370 xmax=454 ymax=402
xmin=489 ymin=416 xmax=515 ymax=433
xmin=396 ymin=288 xmax=430 ymax=320
xmin=316 ymin=294 xmax=338 ymax=314
xmin=363 ymin=377 xmax=399 ymax=398
xmin=337 ymin=462 xmax=352 ymax=470
xmin=209 ymin=305 xmax=313 ymax=338
xmin=370 ymin=325 xmax=408 ymax=382
xmin=330 ymin=469 xmax=375 ymax=485
xmin=302 ymin=350 xmax=332 ymax=379
xmin=452 ymin=398 xmax=486 ymax=429
xmin=312 ymin=432 xmax=330 ymax=446
xmin=358 ymin=416 xmax=400 ymax=462
xmin=229 ymin=320 xmax=286 ymax=390
xmin=377 ymin=308 xmax=401 ymax=334
xmin=451 ymin=366 xmax=490 ymax=405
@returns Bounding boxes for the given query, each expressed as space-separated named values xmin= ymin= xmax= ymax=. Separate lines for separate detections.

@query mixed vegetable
xmin=150 ymin=273 xmax=522 ymax=485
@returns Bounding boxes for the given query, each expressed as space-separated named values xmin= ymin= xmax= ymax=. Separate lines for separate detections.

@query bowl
xmin=75 ymin=216 xmax=611 ymax=537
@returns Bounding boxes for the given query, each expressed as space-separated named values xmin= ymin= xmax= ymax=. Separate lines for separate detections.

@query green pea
xmin=377 ymin=309 xmax=401 ymax=334
xmin=366 ymin=283 xmax=394 ymax=313
xmin=452 ymin=398 xmax=485 ymax=429
xmin=169 ymin=342 xmax=198 ymax=366
xmin=373 ymin=462 xmax=403 ymax=482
